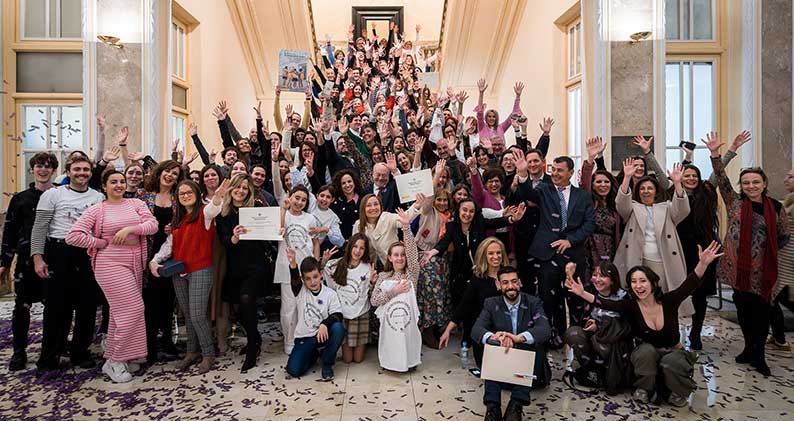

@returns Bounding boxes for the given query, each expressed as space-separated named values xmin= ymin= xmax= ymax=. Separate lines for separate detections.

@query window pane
xmin=171 ymin=23 xmax=178 ymax=76
xmin=693 ymin=0 xmax=713 ymax=40
xmin=568 ymin=27 xmax=575 ymax=79
xmin=666 ymin=148 xmax=682 ymax=171
xmin=665 ymin=63 xmax=681 ymax=147
xmin=682 ymin=0 xmax=690 ymax=40
xmin=24 ymin=0 xmax=47 ymax=38
xmin=692 ymin=148 xmax=713 ymax=179
xmin=171 ymin=115 xmax=186 ymax=150
xmin=177 ymin=26 xmax=185 ymax=78
xmin=172 ymin=84 xmax=188 ymax=109
xmin=22 ymin=106 xmax=48 ymax=149
xmin=692 ymin=62 xmax=713 ymax=141
xmin=665 ymin=0 xmax=680 ymax=40
xmin=567 ymin=85 xmax=582 ymax=186
xmin=60 ymin=106 xmax=83 ymax=149
xmin=575 ymin=24 xmax=581 ymax=76
xmin=681 ymin=62 xmax=691 ymax=144
xmin=59 ymin=0 xmax=83 ymax=38
xmin=17 ymin=52 xmax=83 ymax=93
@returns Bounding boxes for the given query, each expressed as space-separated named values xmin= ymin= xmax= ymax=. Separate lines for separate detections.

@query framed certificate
xmin=481 ymin=344 xmax=536 ymax=387
xmin=395 ymin=168 xmax=433 ymax=204
xmin=238 ymin=207 xmax=282 ymax=241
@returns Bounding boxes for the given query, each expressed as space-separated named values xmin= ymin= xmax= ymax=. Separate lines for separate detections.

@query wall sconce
xmin=97 ymin=35 xmax=124 ymax=49
xmin=629 ymin=31 xmax=651 ymax=44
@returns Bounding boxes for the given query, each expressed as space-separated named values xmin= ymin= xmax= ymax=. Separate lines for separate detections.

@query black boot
xmin=9 ymin=351 xmax=27 ymax=371
xmin=503 ymin=399 xmax=523 ymax=421
xmin=484 ymin=403 xmax=502 ymax=421
xmin=240 ymin=341 xmax=261 ymax=373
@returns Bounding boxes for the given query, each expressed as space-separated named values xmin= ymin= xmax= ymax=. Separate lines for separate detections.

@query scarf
xmin=736 ymin=196 xmax=779 ymax=301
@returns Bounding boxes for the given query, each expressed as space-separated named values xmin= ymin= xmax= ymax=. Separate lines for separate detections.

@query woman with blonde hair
xmin=352 ymin=193 xmax=422 ymax=267
xmin=437 ymin=237 xmax=509 ymax=368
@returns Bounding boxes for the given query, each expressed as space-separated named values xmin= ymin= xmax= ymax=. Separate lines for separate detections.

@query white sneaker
xmin=102 ymin=360 xmax=133 ymax=383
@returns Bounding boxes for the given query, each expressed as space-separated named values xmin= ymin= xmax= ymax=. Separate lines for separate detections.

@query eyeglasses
xmin=178 ymin=191 xmax=195 ymax=197
xmin=486 ymin=179 xmax=501 ymax=185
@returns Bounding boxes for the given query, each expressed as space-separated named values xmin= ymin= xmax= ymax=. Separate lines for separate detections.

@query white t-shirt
xmin=324 ymin=261 xmax=372 ymax=319
xmin=36 ymin=185 xmax=104 ymax=239
xmin=274 ymin=211 xmax=320 ymax=284
xmin=312 ymin=207 xmax=341 ymax=243
xmin=293 ymin=285 xmax=342 ymax=339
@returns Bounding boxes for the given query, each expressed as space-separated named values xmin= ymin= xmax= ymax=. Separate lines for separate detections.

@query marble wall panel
xmin=610 ymin=40 xmax=654 ymax=137
xmin=761 ymin=0 xmax=793 ymax=197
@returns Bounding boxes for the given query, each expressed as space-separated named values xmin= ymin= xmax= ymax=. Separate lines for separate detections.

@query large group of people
xmin=1 ymin=22 xmax=793 ymax=421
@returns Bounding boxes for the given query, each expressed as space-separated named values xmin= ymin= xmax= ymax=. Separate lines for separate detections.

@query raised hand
xmin=128 ymin=151 xmax=143 ymax=162
xmin=729 ymin=130 xmax=752 ymax=152
xmin=184 ymin=151 xmax=199 ymax=166
xmin=103 ymin=145 xmax=121 ymax=164
xmin=213 ymin=178 xmax=231 ymax=203
xmin=321 ymin=246 xmax=338 ymax=267
xmin=211 ymin=106 xmax=226 ymax=121
xmin=585 ymin=136 xmax=605 ymax=161
xmin=667 ymin=162 xmax=684 ymax=185
xmin=631 ymin=135 xmax=652 ymax=154
xmin=513 ymin=81 xmax=525 ymax=97
xmin=96 ymin=114 xmax=106 ymax=130
xmin=564 ymin=276 xmax=585 ymax=297
xmin=396 ymin=207 xmax=411 ymax=226
xmin=218 ymin=100 xmax=229 ymax=115
xmin=513 ymin=149 xmax=528 ymax=175
xmin=415 ymin=136 xmax=426 ymax=153
xmin=457 ymin=90 xmax=469 ymax=105
xmin=171 ymin=138 xmax=180 ymax=152
xmin=275 ymin=86 xmax=282 ymax=98
xmin=698 ymin=240 xmax=724 ymax=266
xmin=700 ymin=131 xmax=723 ymax=156
xmin=512 ymin=202 xmax=526 ymax=222
xmin=337 ymin=116 xmax=349 ymax=134
xmin=253 ymin=101 xmax=263 ymax=118
xmin=285 ymin=104 xmax=294 ymax=120
xmin=622 ymin=157 xmax=638 ymax=179
xmin=116 ymin=126 xmax=129 ymax=145
xmin=209 ymin=148 xmax=218 ymax=163
xmin=480 ymin=136 xmax=493 ymax=151
xmin=565 ymin=262 xmax=577 ymax=279
xmin=385 ymin=152 xmax=398 ymax=173
xmin=466 ymin=156 xmax=478 ymax=173
xmin=188 ymin=122 xmax=197 ymax=137
xmin=286 ymin=247 xmax=297 ymax=267
xmin=539 ymin=117 xmax=555 ymax=135
xmin=477 ymin=78 xmax=488 ymax=93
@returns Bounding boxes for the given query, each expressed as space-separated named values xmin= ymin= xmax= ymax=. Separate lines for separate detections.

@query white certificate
xmin=238 ymin=207 xmax=282 ymax=241
xmin=395 ymin=169 xmax=434 ymax=204
xmin=481 ymin=344 xmax=536 ymax=387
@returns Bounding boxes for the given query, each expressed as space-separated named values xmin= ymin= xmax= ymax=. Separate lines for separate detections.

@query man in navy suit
xmin=362 ymin=162 xmax=401 ymax=213
xmin=511 ymin=150 xmax=595 ymax=349
xmin=472 ymin=266 xmax=551 ymax=421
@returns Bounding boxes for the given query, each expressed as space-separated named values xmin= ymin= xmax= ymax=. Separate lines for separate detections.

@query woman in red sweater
xmin=150 ymin=178 xmax=229 ymax=374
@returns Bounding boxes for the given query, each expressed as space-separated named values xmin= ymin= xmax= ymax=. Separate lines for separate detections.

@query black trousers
xmin=143 ymin=273 xmax=176 ymax=358
xmin=11 ymin=259 xmax=43 ymax=353
xmin=733 ymin=289 xmax=771 ymax=364
xmin=537 ymin=253 xmax=587 ymax=341
xmin=769 ymin=286 xmax=794 ymax=344
xmin=38 ymin=240 xmax=100 ymax=368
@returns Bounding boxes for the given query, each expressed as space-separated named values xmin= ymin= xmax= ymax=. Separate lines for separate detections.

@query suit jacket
xmin=363 ymin=179 xmax=401 ymax=213
xmin=434 ymin=214 xmax=510 ymax=281
xmin=515 ymin=179 xmax=596 ymax=261
xmin=506 ymin=173 xmax=553 ymax=253
xmin=471 ymin=292 xmax=552 ymax=346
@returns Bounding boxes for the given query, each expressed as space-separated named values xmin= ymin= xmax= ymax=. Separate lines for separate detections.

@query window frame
xmin=170 ymin=14 xmax=191 ymax=151
xmin=563 ymin=15 xmax=583 ymax=184
xmin=19 ymin=0 xmax=82 ymax=41
xmin=567 ymin=19 xmax=582 ymax=81
xmin=665 ymin=0 xmax=717 ymax=43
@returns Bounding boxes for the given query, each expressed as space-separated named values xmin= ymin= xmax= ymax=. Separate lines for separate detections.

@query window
xmin=170 ymin=114 xmax=186 ymax=152
xmin=567 ymin=86 xmax=582 ymax=185
xmin=567 ymin=21 xmax=581 ymax=79
xmin=564 ymin=18 xmax=582 ymax=185
xmin=21 ymin=0 xmax=82 ymax=40
xmin=665 ymin=0 xmax=714 ymax=41
xmin=171 ymin=20 xmax=186 ymax=79
xmin=20 ymin=104 xmax=84 ymax=184
xmin=170 ymin=15 xmax=190 ymax=149
xmin=664 ymin=60 xmax=715 ymax=177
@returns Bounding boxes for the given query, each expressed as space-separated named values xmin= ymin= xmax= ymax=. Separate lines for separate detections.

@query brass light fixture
xmin=97 ymin=35 xmax=123 ymax=48
xmin=629 ymin=31 xmax=652 ymax=44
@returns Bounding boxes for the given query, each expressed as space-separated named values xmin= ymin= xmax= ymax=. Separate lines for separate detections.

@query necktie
xmin=377 ymin=187 xmax=383 ymax=202
xmin=558 ymin=186 xmax=567 ymax=229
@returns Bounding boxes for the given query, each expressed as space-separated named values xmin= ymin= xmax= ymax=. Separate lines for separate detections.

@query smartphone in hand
xmin=679 ymin=141 xmax=696 ymax=151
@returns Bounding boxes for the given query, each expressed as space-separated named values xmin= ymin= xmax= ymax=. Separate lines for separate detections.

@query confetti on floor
xmin=0 ymin=300 xmax=792 ymax=420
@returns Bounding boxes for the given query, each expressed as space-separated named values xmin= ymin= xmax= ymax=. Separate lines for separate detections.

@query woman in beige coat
xmin=614 ymin=159 xmax=692 ymax=316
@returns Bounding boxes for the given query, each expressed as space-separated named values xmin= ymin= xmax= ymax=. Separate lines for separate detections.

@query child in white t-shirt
xmin=285 ymin=249 xmax=346 ymax=381
xmin=323 ymin=233 xmax=375 ymax=364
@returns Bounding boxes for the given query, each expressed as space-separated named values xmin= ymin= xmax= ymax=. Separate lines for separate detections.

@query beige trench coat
xmin=614 ymin=187 xmax=693 ymax=316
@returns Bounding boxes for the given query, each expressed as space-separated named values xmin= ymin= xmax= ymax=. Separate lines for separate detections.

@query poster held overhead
xmin=278 ymin=50 xmax=311 ymax=92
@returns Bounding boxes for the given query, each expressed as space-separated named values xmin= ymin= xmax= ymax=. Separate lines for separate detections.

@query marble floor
xmin=0 ymin=301 xmax=793 ymax=421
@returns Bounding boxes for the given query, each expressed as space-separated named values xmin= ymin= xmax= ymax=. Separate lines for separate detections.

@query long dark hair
xmin=626 ymin=265 xmax=664 ymax=302
xmin=616 ymin=155 xmax=648 ymax=190
xmin=144 ymin=160 xmax=183 ymax=193
xmin=199 ymin=164 xmax=223 ymax=198
xmin=173 ymin=180 xmax=203 ymax=228
xmin=680 ymin=164 xmax=718 ymax=243
xmin=591 ymin=170 xmax=618 ymax=211
xmin=332 ymin=233 xmax=371 ymax=287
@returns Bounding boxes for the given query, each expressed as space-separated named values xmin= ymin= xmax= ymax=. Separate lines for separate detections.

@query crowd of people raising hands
xmin=1 ymin=21 xmax=793 ymax=421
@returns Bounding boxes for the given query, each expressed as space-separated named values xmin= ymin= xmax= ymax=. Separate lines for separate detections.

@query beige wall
xmin=177 ymin=0 xmax=257 ymax=164
xmin=311 ymin=0 xmax=443 ymax=45
xmin=493 ymin=0 xmax=577 ymax=158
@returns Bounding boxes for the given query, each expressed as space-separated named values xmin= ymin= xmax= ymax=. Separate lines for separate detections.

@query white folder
xmin=481 ymin=344 xmax=536 ymax=387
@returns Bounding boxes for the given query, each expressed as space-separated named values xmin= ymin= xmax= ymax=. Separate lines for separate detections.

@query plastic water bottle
xmin=460 ymin=341 xmax=470 ymax=369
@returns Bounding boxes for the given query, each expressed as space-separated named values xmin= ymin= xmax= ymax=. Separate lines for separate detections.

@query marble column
xmin=84 ymin=0 xmax=165 ymax=162
xmin=606 ymin=0 xmax=662 ymax=171
xmin=760 ymin=0 xmax=793 ymax=197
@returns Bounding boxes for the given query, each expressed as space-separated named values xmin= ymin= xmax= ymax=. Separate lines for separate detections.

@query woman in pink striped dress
xmin=66 ymin=170 xmax=158 ymax=383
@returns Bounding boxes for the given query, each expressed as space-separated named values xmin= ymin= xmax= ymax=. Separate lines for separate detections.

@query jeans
xmin=483 ymin=381 xmax=529 ymax=406
xmin=286 ymin=321 xmax=346 ymax=378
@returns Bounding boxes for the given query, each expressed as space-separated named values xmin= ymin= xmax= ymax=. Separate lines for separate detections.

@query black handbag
xmin=158 ymin=260 xmax=186 ymax=277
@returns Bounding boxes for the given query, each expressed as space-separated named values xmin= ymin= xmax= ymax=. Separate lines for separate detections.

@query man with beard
xmin=31 ymin=154 xmax=105 ymax=373
xmin=472 ymin=266 xmax=551 ymax=421
xmin=1 ymin=152 xmax=59 ymax=371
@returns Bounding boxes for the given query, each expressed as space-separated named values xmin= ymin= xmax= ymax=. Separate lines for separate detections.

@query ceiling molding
xmin=225 ymin=0 xmax=268 ymax=98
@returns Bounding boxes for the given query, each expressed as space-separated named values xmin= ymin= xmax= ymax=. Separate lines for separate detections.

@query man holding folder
xmin=472 ymin=266 xmax=551 ymax=421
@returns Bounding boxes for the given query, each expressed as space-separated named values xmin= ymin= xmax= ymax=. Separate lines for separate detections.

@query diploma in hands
xmin=481 ymin=344 xmax=536 ymax=387
xmin=395 ymin=169 xmax=434 ymax=204
xmin=238 ymin=207 xmax=282 ymax=241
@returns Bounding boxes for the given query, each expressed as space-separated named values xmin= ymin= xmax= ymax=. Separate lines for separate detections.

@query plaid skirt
xmin=343 ymin=312 xmax=371 ymax=347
